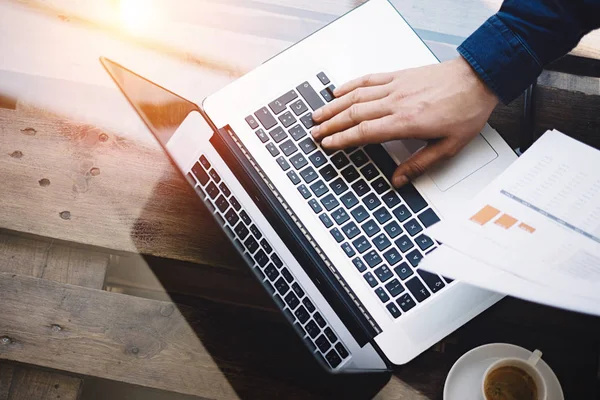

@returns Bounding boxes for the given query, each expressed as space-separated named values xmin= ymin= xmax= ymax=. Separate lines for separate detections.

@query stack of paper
xmin=419 ymin=130 xmax=600 ymax=316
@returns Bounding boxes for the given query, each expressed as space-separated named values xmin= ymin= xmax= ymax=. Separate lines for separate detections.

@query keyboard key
xmin=383 ymin=248 xmax=402 ymax=266
xmin=300 ymin=113 xmax=314 ymax=129
xmin=290 ymin=99 xmax=308 ymax=116
xmin=375 ymin=287 xmax=390 ymax=303
xmin=397 ymin=183 xmax=427 ymax=213
xmin=193 ymin=185 xmax=206 ymax=199
xmin=363 ymin=272 xmax=377 ymax=287
xmin=386 ymin=302 xmax=402 ymax=318
xmin=216 ymin=213 xmax=226 ymax=226
xmin=360 ymin=163 xmax=379 ymax=181
xmin=264 ymin=263 xmax=279 ymax=281
xmin=299 ymin=138 xmax=317 ymax=154
xmin=297 ymin=184 xmax=312 ymax=199
xmin=244 ymin=235 xmax=260 ymax=253
xmin=341 ymin=242 xmax=356 ymax=257
xmin=264 ymin=281 xmax=275 ymax=295
xmin=330 ymin=178 xmax=348 ymax=195
xmin=341 ymin=166 xmax=360 ymax=183
xmin=351 ymin=180 xmax=370 ymax=197
xmin=382 ymin=191 xmax=401 ymax=209
xmin=308 ymin=199 xmax=323 ymax=213
xmin=268 ymin=126 xmax=287 ymax=143
xmin=314 ymin=312 xmax=326 ymax=328
xmin=319 ymin=164 xmax=338 ymax=182
xmin=362 ymin=193 xmax=381 ymax=210
xmin=418 ymin=208 xmax=441 ymax=227
xmin=397 ymin=293 xmax=416 ymax=312
xmin=268 ymin=90 xmax=298 ymax=114
xmin=320 ymin=194 xmax=339 ymax=211
xmin=278 ymin=111 xmax=296 ymax=128
xmin=199 ymin=155 xmax=211 ymax=170
xmin=260 ymin=239 xmax=273 ymax=254
xmin=240 ymin=210 xmax=252 ymax=225
xmin=331 ymin=152 xmax=350 ymax=169
xmin=253 ymin=128 xmax=269 ymax=144
xmin=225 ymin=209 xmax=239 ymax=226
xmin=320 ymin=87 xmax=333 ymax=102
xmin=245 ymin=115 xmax=259 ymax=129
xmin=273 ymin=294 xmax=285 ymax=308
xmin=393 ymin=205 xmax=411 ymax=222
xmin=310 ymin=180 xmax=329 ymax=197
xmin=404 ymin=219 xmax=423 ymax=236
xmin=294 ymin=305 xmax=310 ymax=324
xmin=284 ymin=291 xmax=300 ymax=309
xmin=371 ymin=177 xmax=390 ymax=194
xmin=206 ymin=182 xmax=219 ymax=199
xmin=309 ymin=151 xmax=327 ymax=168
xmin=364 ymin=250 xmax=383 ymax=268
xmin=282 ymin=267 xmax=294 ymax=283
xmin=254 ymin=107 xmax=277 ymax=130
xmin=361 ymin=219 xmax=381 ymax=237
xmin=276 ymin=156 xmax=291 ymax=171
xmin=191 ymin=163 xmax=209 ymax=185
xmin=374 ymin=265 xmax=393 ymax=282
xmin=290 ymin=153 xmax=308 ymax=170
xmin=319 ymin=213 xmax=334 ymax=228
xmin=266 ymin=142 xmax=280 ymax=157
xmin=352 ymin=236 xmax=372 ymax=254
xmin=325 ymin=349 xmax=342 ymax=368
xmin=340 ymin=192 xmax=359 ymax=209
xmin=287 ymin=170 xmax=301 ymax=184
xmin=317 ymin=72 xmax=330 ymax=85
xmin=324 ymin=327 xmax=337 ymax=343
xmin=289 ymin=124 xmax=308 ymax=141
xmin=349 ymin=149 xmax=368 ymax=167
xmin=303 ymin=298 xmax=316 ymax=313
xmin=351 ymin=205 xmax=369 ymax=223
xmin=330 ymin=228 xmax=344 ymax=243
xmin=395 ymin=235 xmax=414 ymax=253
xmin=406 ymin=249 xmax=424 ymax=267
xmin=373 ymin=207 xmax=392 ymax=224
xmin=219 ymin=183 xmax=231 ymax=198
xmin=373 ymin=233 xmax=392 ymax=251
xmin=234 ymin=221 xmax=250 ymax=240
xmin=300 ymin=167 xmax=318 ymax=183
xmin=331 ymin=208 xmax=350 ymax=225
xmin=352 ymin=257 xmax=367 ymax=272
xmin=305 ymin=320 xmax=320 ymax=339
xmin=384 ymin=221 xmax=403 ymax=238
xmin=297 ymin=81 xmax=325 ymax=111
xmin=394 ymin=262 xmax=414 ymax=280
xmin=280 ymin=139 xmax=298 ymax=156
xmin=418 ymin=269 xmax=446 ymax=293
xmin=364 ymin=144 xmax=397 ymax=179
xmin=416 ymin=234 xmax=434 ymax=251
xmin=342 ymin=222 xmax=360 ymax=239
xmin=385 ymin=279 xmax=405 ymax=297
xmin=209 ymin=169 xmax=221 ymax=184
xmin=271 ymin=254 xmax=283 ymax=268
xmin=230 ymin=197 xmax=241 ymax=212
xmin=406 ymin=277 xmax=430 ymax=302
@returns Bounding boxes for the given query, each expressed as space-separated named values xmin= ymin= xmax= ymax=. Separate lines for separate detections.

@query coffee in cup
xmin=482 ymin=349 xmax=546 ymax=400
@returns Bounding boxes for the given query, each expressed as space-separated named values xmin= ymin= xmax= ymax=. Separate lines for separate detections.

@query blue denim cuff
xmin=457 ymin=14 xmax=543 ymax=105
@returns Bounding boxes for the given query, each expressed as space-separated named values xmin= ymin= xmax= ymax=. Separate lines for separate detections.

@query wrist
xmin=452 ymin=56 xmax=499 ymax=108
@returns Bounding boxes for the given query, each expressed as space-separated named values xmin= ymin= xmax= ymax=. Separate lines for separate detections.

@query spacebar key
xmin=297 ymin=82 xmax=325 ymax=111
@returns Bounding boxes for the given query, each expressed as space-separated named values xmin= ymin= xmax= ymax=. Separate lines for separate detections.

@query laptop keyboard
xmin=187 ymin=154 xmax=349 ymax=369
xmin=244 ymin=72 xmax=452 ymax=320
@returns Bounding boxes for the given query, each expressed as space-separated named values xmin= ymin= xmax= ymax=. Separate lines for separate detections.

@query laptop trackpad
xmin=385 ymin=134 xmax=498 ymax=191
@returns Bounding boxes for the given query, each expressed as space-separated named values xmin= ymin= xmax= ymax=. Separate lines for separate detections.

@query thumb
xmin=391 ymin=139 xmax=457 ymax=187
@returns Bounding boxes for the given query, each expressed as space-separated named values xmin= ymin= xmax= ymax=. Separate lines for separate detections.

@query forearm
xmin=458 ymin=0 xmax=600 ymax=104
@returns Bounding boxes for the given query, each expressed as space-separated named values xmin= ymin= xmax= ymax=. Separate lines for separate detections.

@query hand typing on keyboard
xmin=310 ymin=57 xmax=498 ymax=188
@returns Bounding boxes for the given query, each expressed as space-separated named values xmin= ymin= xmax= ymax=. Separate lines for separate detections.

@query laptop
xmin=102 ymin=0 xmax=517 ymax=372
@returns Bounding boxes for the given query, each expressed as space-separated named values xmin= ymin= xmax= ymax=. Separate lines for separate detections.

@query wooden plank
xmin=0 ymin=230 xmax=109 ymax=290
xmin=0 ymin=364 xmax=14 ymax=400
xmin=6 ymin=366 xmax=82 ymax=400
xmin=0 ymin=107 xmax=244 ymax=269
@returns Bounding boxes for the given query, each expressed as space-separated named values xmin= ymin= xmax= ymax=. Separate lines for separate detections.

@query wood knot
xmin=160 ymin=304 xmax=175 ymax=317
xmin=90 ymin=167 xmax=100 ymax=176
xmin=59 ymin=211 xmax=71 ymax=220
xmin=9 ymin=150 xmax=23 ymax=159
xmin=0 ymin=336 xmax=13 ymax=345
xmin=39 ymin=178 xmax=51 ymax=187
xmin=54 ymin=384 xmax=60 ymax=389
xmin=50 ymin=324 xmax=62 ymax=332
xmin=130 ymin=346 xmax=139 ymax=355
xmin=98 ymin=133 xmax=109 ymax=142
xmin=20 ymin=127 xmax=37 ymax=136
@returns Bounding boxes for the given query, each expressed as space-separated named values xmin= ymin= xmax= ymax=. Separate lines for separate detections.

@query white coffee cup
xmin=482 ymin=349 xmax=547 ymax=400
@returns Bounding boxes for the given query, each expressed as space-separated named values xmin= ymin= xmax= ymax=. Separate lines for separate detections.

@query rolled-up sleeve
xmin=457 ymin=0 xmax=600 ymax=104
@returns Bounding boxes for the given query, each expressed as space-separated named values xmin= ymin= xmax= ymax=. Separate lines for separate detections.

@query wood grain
xmin=6 ymin=367 xmax=82 ymax=400
xmin=0 ymin=364 xmax=13 ymax=400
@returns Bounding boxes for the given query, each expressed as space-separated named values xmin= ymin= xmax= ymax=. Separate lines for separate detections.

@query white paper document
xmin=420 ymin=130 xmax=600 ymax=315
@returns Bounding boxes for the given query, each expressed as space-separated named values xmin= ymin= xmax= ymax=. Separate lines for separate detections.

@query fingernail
xmin=311 ymin=126 xmax=320 ymax=136
xmin=322 ymin=137 xmax=332 ymax=147
xmin=312 ymin=109 xmax=322 ymax=120
xmin=393 ymin=175 xmax=409 ymax=187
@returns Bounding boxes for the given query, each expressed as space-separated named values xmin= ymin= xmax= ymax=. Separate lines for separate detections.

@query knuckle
xmin=347 ymin=104 xmax=360 ymax=122
xmin=350 ymin=89 xmax=362 ymax=103
xmin=361 ymin=74 xmax=373 ymax=85
xmin=357 ymin=121 xmax=370 ymax=139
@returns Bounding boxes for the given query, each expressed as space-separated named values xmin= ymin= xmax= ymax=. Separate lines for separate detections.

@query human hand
xmin=311 ymin=57 xmax=498 ymax=187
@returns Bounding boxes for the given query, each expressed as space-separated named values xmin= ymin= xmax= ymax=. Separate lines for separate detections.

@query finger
xmin=334 ymin=72 xmax=394 ymax=98
xmin=391 ymin=139 xmax=458 ymax=187
xmin=321 ymin=114 xmax=410 ymax=149
xmin=312 ymin=85 xmax=388 ymax=125
xmin=313 ymin=99 xmax=391 ymax=140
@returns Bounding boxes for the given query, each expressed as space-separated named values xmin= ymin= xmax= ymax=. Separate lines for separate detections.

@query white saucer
xmin=444 ymin=343 xmax=564 ymax=400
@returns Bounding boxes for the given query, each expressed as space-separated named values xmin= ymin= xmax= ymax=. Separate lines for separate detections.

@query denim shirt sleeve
xmin=457 ymin=0 xmax=600 ymax=104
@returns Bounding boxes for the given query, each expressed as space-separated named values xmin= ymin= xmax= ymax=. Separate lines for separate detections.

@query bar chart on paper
xmin=470 ymin=205 xmax=536 ymax=233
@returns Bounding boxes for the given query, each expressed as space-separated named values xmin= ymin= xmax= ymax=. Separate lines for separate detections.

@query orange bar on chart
xmin=494 ymin=214 xmax=518 ymax=229
xmin=518 ymin=222 xmax=536 ymax=233
xmin=470 ymin=205 xmax=501 ymax=225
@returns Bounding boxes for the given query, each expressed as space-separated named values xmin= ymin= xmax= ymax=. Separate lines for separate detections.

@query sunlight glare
xmin=120 ymin=0 xmax=159 ymax=35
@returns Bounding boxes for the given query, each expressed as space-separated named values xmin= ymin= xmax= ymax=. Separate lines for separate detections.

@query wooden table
xmin=1 ymin=1 xmax=600 ymax=399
